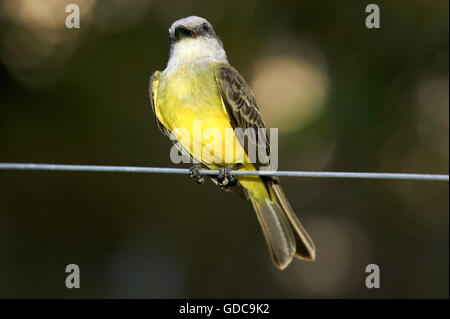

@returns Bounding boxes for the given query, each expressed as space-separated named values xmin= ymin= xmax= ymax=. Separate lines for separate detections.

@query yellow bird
xmin=149 ymin=16 xmax=315 ymax=269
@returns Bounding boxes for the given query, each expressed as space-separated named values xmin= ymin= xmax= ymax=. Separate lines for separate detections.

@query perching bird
xmin=149 ymin=16 xmax=315 ymax=269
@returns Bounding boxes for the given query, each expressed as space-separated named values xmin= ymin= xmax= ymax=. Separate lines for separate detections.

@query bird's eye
xmin=202 ymin=23 xmax=209 ymax=31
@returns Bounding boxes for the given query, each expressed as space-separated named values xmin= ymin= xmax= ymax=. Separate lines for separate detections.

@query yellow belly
xmin=157 ymin=62 xmax=249 ymax=168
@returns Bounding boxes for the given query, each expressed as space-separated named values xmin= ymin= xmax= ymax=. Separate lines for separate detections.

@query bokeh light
xmin=251 ymin=42 xmax=328 ymax=133
xmin=415 ymin=75 xmax=449 ymax=159
xmin=0 ymin=0 xmax=96 ymax=86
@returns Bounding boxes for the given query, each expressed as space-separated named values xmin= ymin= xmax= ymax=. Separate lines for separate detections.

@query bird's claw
xmin=189 ymin=164 xmax=205 ymax=184
xmin=217 ymin=167 xmax=237 ymax=188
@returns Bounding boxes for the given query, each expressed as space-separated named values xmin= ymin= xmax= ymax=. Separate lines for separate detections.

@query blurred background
xmin=0 ymin=0 xmax=448 ymax=298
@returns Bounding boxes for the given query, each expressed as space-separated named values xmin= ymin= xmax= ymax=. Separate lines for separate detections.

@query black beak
xmin=174 ymin=26 xmax=195 ymax=41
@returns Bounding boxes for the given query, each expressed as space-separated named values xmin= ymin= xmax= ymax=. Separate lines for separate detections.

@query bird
xmin=149 ymin=16 xmax=315 ymax=269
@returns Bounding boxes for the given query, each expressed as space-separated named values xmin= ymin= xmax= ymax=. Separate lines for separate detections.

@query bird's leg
xmin=217 ymin=163 xmax=243 ymax=188
xmin=189 ymin=163 xmax=207 ymax=184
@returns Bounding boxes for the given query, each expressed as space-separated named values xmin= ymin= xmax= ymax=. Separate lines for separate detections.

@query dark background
xmin=0 ymin=0 xmax=448 ymax=298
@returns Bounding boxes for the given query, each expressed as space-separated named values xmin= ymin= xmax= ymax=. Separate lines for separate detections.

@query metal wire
xmin=0 ymin=163 xmax=448 ymax=181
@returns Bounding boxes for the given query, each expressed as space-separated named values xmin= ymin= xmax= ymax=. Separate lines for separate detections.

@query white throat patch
xmin=166 ymin=37 xmax=228 ymax=72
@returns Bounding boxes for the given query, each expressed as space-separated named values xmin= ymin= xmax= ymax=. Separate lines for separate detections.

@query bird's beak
xmin=174 ymin=25 xmax=196 ymax=41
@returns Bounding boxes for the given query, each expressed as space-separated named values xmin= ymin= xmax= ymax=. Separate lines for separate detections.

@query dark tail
xmin=271 ymin=181 xmax=316 ymax=261
xmin=248 ymin=180 xmax=315 ymax=269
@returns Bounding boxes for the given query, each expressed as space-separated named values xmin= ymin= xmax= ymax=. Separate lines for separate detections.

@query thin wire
xmin=0 ymin=163 xmax=448 ymax=181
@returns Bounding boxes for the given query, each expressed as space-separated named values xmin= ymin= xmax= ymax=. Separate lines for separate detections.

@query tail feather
xmin=238 ymin=175 xmax=316 ymax=269
xmin=246 ymin=179 xmax=316 ymax=269
xmin=249 ymin=196 xmax=296 ymax=269
xmin=272 ymin=182 xmax=316 ymax=261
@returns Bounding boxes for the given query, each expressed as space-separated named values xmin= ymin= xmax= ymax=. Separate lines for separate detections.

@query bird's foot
xmin=189 ymin=163 xmax=206 ymax=184
xmin=217 ymin=164 xmax=242 ymax=188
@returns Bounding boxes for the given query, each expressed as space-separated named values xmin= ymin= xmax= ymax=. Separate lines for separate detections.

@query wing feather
xmin=215 ymin=64 xmax=271 ymax=170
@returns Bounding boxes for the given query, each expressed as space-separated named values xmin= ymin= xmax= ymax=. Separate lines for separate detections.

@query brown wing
xmin=215 ymin=64 xmax=271 ymax=170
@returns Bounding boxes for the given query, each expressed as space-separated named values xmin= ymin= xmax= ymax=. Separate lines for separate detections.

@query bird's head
xmin=169 ymin=16 xmax=217 ymax=42
xmin=167 ymin=16 xmax=227 ymax=67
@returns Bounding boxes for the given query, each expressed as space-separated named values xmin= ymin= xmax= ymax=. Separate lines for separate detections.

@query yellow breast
xmin=156 ymin=61 xmax=248 ymax=167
